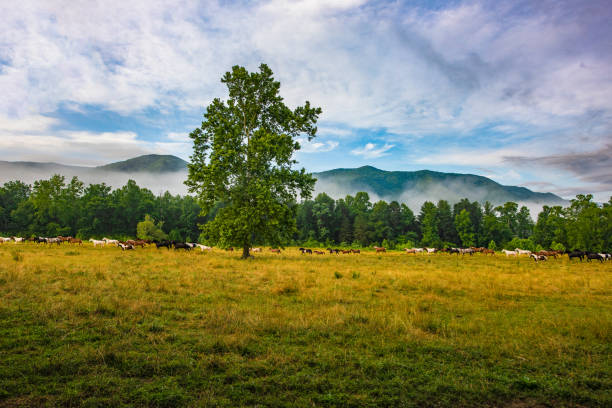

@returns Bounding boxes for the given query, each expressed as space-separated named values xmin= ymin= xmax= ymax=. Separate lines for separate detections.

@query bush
xmin=137 ymin=215 xmax=167 ymax=241
xmin=505 ymin=237 xmax=536 ymax=251
xmin=551 ymin=241 xmax=566 ymax=252
xmin=488 ymin=240 xmax=496 ymax=250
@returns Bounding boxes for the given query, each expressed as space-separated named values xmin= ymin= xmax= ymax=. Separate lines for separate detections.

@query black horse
xmin=155 ymin=240 xmax=171 ymax=249
xmin=567 ymin=250 xmax=585 ymax=261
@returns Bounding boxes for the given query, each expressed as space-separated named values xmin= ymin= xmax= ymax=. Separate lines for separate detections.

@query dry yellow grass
xmin=0 ymin=243 xmax=610 ymax=406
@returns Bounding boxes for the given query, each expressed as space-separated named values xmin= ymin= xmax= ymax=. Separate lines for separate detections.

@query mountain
xmin=0 ymin=156 xmax=566 ymax=207
xmin=96 ymin=154 xmax=188 ymax=173
xmin=313 ymin=166 xmax=566 ymax=206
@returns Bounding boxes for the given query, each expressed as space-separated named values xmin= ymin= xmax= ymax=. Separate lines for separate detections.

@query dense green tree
xmin=436 ymin=200 xmax=457 ymax=244
xmin=516 ymin=206 xmax=534 ymax=239
xmin=137 ymin=214 xmax=167 ymax=241
xmin=186 ymin=64 xmax=321 ymax=258
xmin=419 ymin=201 xmax=440 ymax=247
xmin=454 ymin=209 xmax=475 ymax=247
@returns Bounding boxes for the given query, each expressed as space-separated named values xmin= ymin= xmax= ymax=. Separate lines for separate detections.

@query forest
xmin=0 ymin=175 xmax=610 ymax=252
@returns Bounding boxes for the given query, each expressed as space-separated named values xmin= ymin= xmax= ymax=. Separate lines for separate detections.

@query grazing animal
xmin=313 ymin=250 xmax=324 ymax=255
xmin=351 ymin=249 xmax=360 ymax=254
xmin=103 ymin=238 xmax=119 ymax=245
xmin=155 ymin=241 xmax=171 ymax=249
xmin=173 ymin=242 xmax=191 ymax=250
xmin=530 ymin=253 xmax=547 ymax=262
xmin=586 ymin=252 xmax=604 ymax=263
xmin=502 ymin=249 xmax=517 ymax=257
xmin=515 ymin=248 xmax=532 ymax=256
xmin=69 ymin=238 xmax=82 ymax=245
xmin=460 ymin=248 xmax=474 ymax=256
xmin=269 ymin=248 xmax=281 ymax=254
xmin=227 ymin=247 xmax=234 ymax=252
xmin=47 ymin=237 xmax=61 ymax=245
xmin=341 ymin=249 xmax=351 ymax=254
xmin=89 ymin=239 xmax=106 ymax=247
xmin=11 ymin=237 xmax=24 ymax=243
xmin=374 ymin=246 xmax=386 ymax=253
xmin=197 ymin=244 xmax=212 ymax=251
xmin=117 ymin=243 xmax=134 ymax=251
xmin=305 ymin=249 xmax=313 ymax=254
xmin=404 ymin=248 xmax=416 ymax=254
xmin=567 ymin=251 xmax=585 ymax=261
xmin=0 ymin=237 xmax=12 ymax=243
xmin=598 ymin=253 xmax=611 ymax=261
xmin=448 ymin=248 xmax=460 ymax=255
xmin=425 ymin=247 xmax=436 ymax=253
xmin=251 ymin=247 xmax=262 ymax=252
xmin=482 ymin=248 xmax=495 ymax=256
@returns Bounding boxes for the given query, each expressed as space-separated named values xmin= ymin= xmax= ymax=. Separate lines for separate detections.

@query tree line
xmin=1 ymin=175 xmax=610 ymax=252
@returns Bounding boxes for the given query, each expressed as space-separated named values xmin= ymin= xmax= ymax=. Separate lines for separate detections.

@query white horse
xmin=502 ymin=249 xmax=517 ymax=257
xmin=90 ymin=239 xmax=106 ymax=247
xmin=196 ymin=244 xmax=212 ymax=251
xmin=515 ymin=248 xmax=532 ymax=256
xmin=251 ymin=247 xmax=262 ymax=252
xmin=0 ymin=237 xmax=11 ymax=243
xmin=12 ymin=237 xmax=24 ymax=243
xmin=425 ymin=247 xmax=437 ymax=253
xmin=103 ymin=237 xmax=119 ymax=245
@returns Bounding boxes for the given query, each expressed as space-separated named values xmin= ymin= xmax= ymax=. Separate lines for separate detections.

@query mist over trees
xmin=0 ymin=176 xmax=610 ymax=252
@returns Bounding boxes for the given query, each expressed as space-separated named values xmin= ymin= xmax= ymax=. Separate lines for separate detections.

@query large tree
xmin=186 ymin=64 xmax=321 ymax=258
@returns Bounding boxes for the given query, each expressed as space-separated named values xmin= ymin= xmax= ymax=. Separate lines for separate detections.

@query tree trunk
xmin=241 ymin=244 xmax=250 ymax=259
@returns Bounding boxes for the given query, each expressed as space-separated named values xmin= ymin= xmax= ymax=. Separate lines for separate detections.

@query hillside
xmin=313 ymin=166 xmax=566 ymax=206
xmin=0 ymin=156 xmax=566 ymax=207
xmin=96 ymin=154 xmax=188 ymax=173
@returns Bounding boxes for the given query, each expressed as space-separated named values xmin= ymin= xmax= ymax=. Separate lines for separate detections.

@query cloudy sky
xmin=1 ymin=0 xmax=611 ymax=201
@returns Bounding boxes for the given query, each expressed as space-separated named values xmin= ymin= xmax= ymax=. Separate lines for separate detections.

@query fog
xmin=313 ymin=178 xmax=561 ymax=217
xmin=0 ymin=162 xmax=561 ymax=217
xmin=0 ymin=162 xmax=189 ymax=195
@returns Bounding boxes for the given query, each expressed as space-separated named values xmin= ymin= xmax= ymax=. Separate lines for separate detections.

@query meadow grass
xmin=0 ymin=244 xmax=610 ymax=407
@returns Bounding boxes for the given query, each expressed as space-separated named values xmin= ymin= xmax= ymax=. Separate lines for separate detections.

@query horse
xmin=117 ymin=243 xmax=134 ymax=251
xmin=197 ymin=244 xmax=212 ymax=251
xmin=313 ymin=250 xmax=324 ymax=255
xmin=482 ymin=249 xmax=495 ymax=256
xmin=598 ymin=253 xmax=611 ymax=261
xmin=586 ymin=253 xmax=604 ymax=263
xmin=103 ymin=238 xmax=119 ymax=245
xmin=515 ymin=248 xmax=532 ymax=256
xmin=351 ymin=249 xmax=360 ymax=254
xmin=425 ymin=247 xmax=437 ymax=253
xmin=530 ymin=253 xmax=547 ymax=262
xmin=460 ymin=248 xmax=474 ymax=256
xmin=404 ymin=248 xmax=417 ymax=254
xmin=269 ymin=248 xmax=281 ymax=254
xmin=155 ymin=240 xmax=171 ymax=250
xmin=567 ymin=251 xmax=585 ymax=261
xmin=69 ymin=238 xmax=82 ymax=245
xmin=374 ymin=246 xmax=386 ymax=253
xmin=89 ymin=239 xmax=105 ymax=247
xmin=251 ymin=247 xmax=262 ymax=252
xmin=173 ymin=242 xmax=191 ymax=250
xmin=502 ymin=249 xmax=517 ymax=257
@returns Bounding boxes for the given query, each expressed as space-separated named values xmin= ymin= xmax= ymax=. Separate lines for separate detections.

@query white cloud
xmin=351 ymin=142 xmax=394 ymax=159
xmin=297 ymin=137 xmax=339 ymax=153
xmin=167 ymin=132 xmax=190 ymax=142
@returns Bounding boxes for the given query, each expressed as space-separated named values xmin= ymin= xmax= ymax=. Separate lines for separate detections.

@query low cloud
xmin=505 ymin=144 xmax=612 ymax=193
xmin=351 ymin=143 xmax=394 ymax=159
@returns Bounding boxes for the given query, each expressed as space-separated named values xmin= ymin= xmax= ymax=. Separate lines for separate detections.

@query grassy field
xmin=0 ymin=244 xmax=610 ymax=407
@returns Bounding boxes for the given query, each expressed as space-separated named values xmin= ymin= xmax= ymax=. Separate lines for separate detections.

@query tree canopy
xmin=186 ymin=64 xmax=321 ymax=258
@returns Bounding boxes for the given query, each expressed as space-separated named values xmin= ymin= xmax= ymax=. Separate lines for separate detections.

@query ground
xmin=0 ymin=244 xmax=610 ymax=407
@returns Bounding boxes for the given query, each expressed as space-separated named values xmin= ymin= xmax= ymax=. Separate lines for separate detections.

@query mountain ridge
xmin=0 ymin=154 xmax=566 ymax=205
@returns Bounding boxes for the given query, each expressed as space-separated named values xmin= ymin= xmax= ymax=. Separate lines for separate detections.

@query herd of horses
xmin=1 ymin=236 xmax=611 ymax=262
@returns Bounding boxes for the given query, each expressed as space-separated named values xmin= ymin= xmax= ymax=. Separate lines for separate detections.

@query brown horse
xmin=374 ymin=246 xmax=386 ymax=253
xmin=482 ymin=248 xmax=495 ymax=256
xmin=351 ymin=249 xmax=361 ymax=254
xmin=269 ymin=248 xmax=281 ymax=254
xmin=69 ymin=238 xmax=82 ymax=245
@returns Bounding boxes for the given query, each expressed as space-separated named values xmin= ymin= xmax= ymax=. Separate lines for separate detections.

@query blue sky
xmin=0 ymin=0 xmax=611 ymax=200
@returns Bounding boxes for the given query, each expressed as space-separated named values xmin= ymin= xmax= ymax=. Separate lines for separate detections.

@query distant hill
xmin=313 ymin=166 xmax=566 ymax=207
xmin=0 ymin=156 xmax=566 ymax=207
xmin=97 ymin=154 xmax=188 ymax=173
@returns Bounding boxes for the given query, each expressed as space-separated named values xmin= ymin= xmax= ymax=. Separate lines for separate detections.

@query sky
xmin=1 ymin=0 xmax=611 ymax=201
